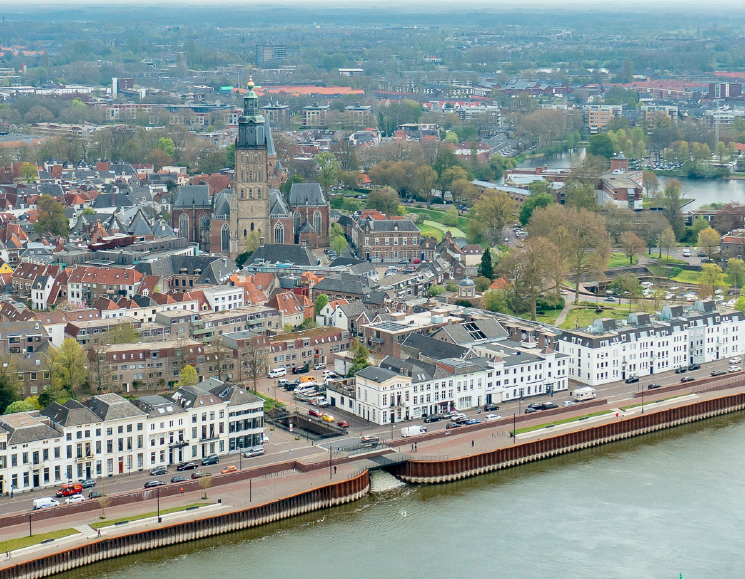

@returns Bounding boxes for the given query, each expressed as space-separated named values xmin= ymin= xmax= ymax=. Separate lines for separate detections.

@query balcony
xmin=169 ymin=439 xmax=189 ymax=448
xmin=74 ymin=454 xmax=94 ymax=463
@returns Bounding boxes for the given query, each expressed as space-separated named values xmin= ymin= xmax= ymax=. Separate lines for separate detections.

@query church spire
xmin=237 ymin=76 xmax=265 ymax=149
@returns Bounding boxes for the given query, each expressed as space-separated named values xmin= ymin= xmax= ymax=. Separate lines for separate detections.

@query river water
xmin=518 ymin=148 xmax=745 ymax=210
xmin=62 ymin=412 xmax=745 ymax=579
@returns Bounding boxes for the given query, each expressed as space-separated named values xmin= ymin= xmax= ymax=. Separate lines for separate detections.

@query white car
xmin=484 ymin=414 xmax=502 ymax=422
xmin=730 ymin=366 xmax=742 ymax=373
xmin=268 ymin=367 xmax=287 ymax=378
xmin=730 ymin=357 xmax=742 ymax=364
xmin=313 ymin=363 xmax=326 ymax=370
xmin=562 ymin=400 xmax=577 ymax=407
xmin=243 ymin=447 xmax=265 ymax=458
xmin=65 ymin=494 xmax=85 ymax=505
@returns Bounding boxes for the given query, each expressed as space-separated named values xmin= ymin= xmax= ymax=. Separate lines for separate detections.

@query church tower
xmin=230 ymin=77 xmax=271 ymax=258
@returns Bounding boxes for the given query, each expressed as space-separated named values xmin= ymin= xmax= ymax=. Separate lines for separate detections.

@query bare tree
xmin=87 ymin=344 xmax=109 ymax=393
xmin=210 ymin=336 xmax=233 ymax=382
xmin=244 ymin=335 xmax=268 ymax=394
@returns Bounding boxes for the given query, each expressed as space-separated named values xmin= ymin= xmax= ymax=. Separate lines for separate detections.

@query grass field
xmin=0 ymin=529 xmax=78 ymax=553
xmin=671 ymin=270 xmax=702 ymax=284
xmin=516 ymin=309 xmax=563 ymax=325
xmin=255 ymin=391 xmax=285 ymax=413
xmin=559 ymin=306 xmax=630 ymax=330
xmin=422 ymin=220 xmax=466 ymax=238
xmin=91 ymin=503 xmax=208 ymax=529
xmin=419 ymin=224 xmax=443 ymax=242
xmin=405 ymin=207 xmax=470 ymax=231
xmin=515 ymin=411 xmax=612 ymax=434
xmin=608 ymin=253 xmax=638 ymax=268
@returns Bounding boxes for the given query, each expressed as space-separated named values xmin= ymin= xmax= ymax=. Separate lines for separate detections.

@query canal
xmin=59 ymin=411 xmax=745 ymax=579
xmin=518 ymin=147 xmax=745 ymax=209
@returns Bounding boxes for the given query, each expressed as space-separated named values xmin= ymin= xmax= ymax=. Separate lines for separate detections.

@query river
xmin=518 ymin=148 xmax=745 ymax=210
xmin=60 ymin=412 xmax=745 ymax=579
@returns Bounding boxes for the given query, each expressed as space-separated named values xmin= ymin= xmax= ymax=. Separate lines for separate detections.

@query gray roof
xmin=174 ymin=185 xmax=211 ymax=208
xmin=314 ymin=274 xmax=368 ymax=296
xmin=0 ymin=412 xmax=61 ymax=445
xmin=208 ymin=383 xmax=263 ymax=407
xmin=84 ymin=393 xmax=147 ymax=421
xmin=288 ymin=183 xmax=326 ymax=206
xmin=135 ymin=254 xmax=236 ymax=285
xmin=93 ymin=193 xmax=134 ymax=209
xmin=434 ymin=319 xmax=508 ymax=345
xmin=401 ymin=333 xmax=470 ymax=360
xmin=366 ymin=219 xmax=419 ymax=233
xmin=41 ymin=400 xmax=101 ymax=427
xmin=355 ymin=365 xmax=400 ymax=382
xmin=133 ymin=395 xmax=185 ymax=417
xmin=243 ymin=243 xmax=316 ymax=267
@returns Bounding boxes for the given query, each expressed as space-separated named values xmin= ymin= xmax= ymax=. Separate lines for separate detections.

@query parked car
xmin=268 ymin=367 xmax=287 ymax=378
xmin=150 ymin=465 xmax=168 ymax=476
xmin=454 ymin=416 xmax=470 ymax=424
xmin=80 ymin=478 xmax=96 ymax=488
xmin=88 ymin=490 xmax=104 ymax=500
xmin=675 ymin=366 xmax=687 ymax=374
xmin=243 ymin=447 xmax=265 ymax=458
xmin=625 ymin=375 xmax=640 ymax=384
xmin=201 ymin=454 xmax=219 ymax=466
xmin=144 ymin=480 xmax=165 ymax=488
xmin=337 ymin=420 xmax=349 ymax=428
xmin=604 ymin=296 xmax=616 ymax=302
xmin=313 ymin=363 xmax=326 ymax=370
xmin=322 ymin=413 xmax=335 ymax=422
xmin=729 ymin=365 xmax=742 ymax=372
xmin=485 ymin=414 xmax=502 ymax=422
xmin=731 ymin=357 xmax=742 ymax=364
xmin=32 ymin=497 xmax=59 ymax=510
xmin=542 ymin=402 xmax=558 ymax=410
xmin=446 ymin=422 xmax=462 ymax=429
xmin=688 ymin=363 xmax=701 ymax=371
xmin=483 ymin=403 xmax=500 ymax=412
xmin=424 ymin=415 xmax=442 ymax=423
xmin=191 ymin=471 xmax=211 ymax=479
xmin=220 ymin=465 xmax=237 ymax=474
xmin=176 ymin=461 xmax=199 ymax=471
xmin=647 ymin=383 xmax=662 ymax=389
xmin=680 ymin=376 xmax=695 ymax=383
xmin=292 ymin=364 xmax=310 ymax=374
xmin=309 ymin=408 xmax=323 ymax=418
xmin=464 ymin=419 xmax=481 ymax=425
xmin=170 ymin=476 xmax=187 ymax=484
xmin=711 ymin=370 xmax=727 ymax=377
xmin=562 ymin=400 xmax=577 ymax=406
xmin=65 ymin=494 xmax=85 ymax=504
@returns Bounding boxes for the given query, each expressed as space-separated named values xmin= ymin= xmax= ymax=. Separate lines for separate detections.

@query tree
xmin=620 ymin=231 xmax=645 ymax=265
xmin=565 ymin=181 xmax=598 ymax=211
xmin=439 ymin=165 xmax=469 ymax=193
xmin=0 ymin=375 xmax=19 ymax=414
xmin=107 ymin=323 xmax=139 ymax=344
xmin=660 ymin=226 xmax=677 ymax=261
xmin=55 ymin=338 xmax=87 ymax=396
xmin=727 ymin=258 xmax=745 ymax=290
xmin=280 ymin=174 xmax=305 ymax=196
xmin=569 ymin=154 xmax=608 ymax=186
xmin=660 ymin=179 xmax=686 ymax=240
xmin=471 ymin=190 xmax=516 ymax=242
xmin=87 ymin=344 xmax=109 ymax=394
xmin=315 ymin=294 xmax=329 ymax=316
xmin=480 ymin=248 xmax=494 ymax=280
xmin=698 ymin=227 xmax=721 ymax=260
xmin=528 ymin=205 xmax=611 ymax=303
xmin=411 ymin=165 xmax=438 ymax=206
xmin=428 ymin=285 xmax=445 ymax=297
xmin=4 ymin=400 xmax=35 ymax=414
xmin=365 ymin=186 xmax=400 ymax=216
xmin=346 ymin=338 xmax=371 ymax=377
xmin=481 ymin=289 xmax=512 ymax=314
xmin=713 ymin=202 xmax=745 ymax=234
xmin=210 ymin=337 xmax=232 ymax=382
xmin=243 ymin=230 xmax=261 ymax=255
xmin=699 ymin=263 xmax=729 ymax=299
xmin=634 ymin=211 xmax=670 ymax=254
xmin=243 ymin=336 xmax=267 ymax=394
xmin=691 ymin=216 xmax=710 ymax=239
xmin=314 ymin=151 xmax=340 ymax=191
xmin=177 ymin=365 xmax=198 ymax=387
xmin=35 ymin=194 xmax=70 ymax=237
xmin=331 ymin=235 xmax=348 ymax=255
xmin=715 ymin=141 xmax=728 ymax=163
xmin=98 ymin=494 xmax=112 ymax=519
xmin=198 ymin=473 xmax=212 ymax=499
xmin=588 ymin=134 xmax=615 ymax=159
xmin=449 ymin=179 xmax=479 ymax=206
xmin=519 ymin=192 xmax=554 ymax=226
xmin=610 ymin=272 xmax=642 ymax=299
xmin=642 ymin=171 xmax=659 ymax=198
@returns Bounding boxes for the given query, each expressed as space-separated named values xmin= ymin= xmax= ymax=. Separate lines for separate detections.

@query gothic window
xmin=249 ymin=170 xmax=253 ymax=181
xmin=249 ymin=188 xmax=253 ymax=199
xmin=257 ymin=187 xmax=262 ymax=199
xmin=240 ymin=187 xmax=244 ymax=199
xmin=179 ymin=214 xmax=189 ymax=241
xmin=274 ymin=223 xmax=284 ymax=244
xmin=293 ymin=211 xmax=301 ymax=235
xmin=244 ymin=229 xmax=247 ymax=238
xmin=199 ymin=214 xmax=208 ymax=232
xmin=313 ymin=211 xmax=322 ymax=236
xmin=250 ymin=222 xmax=255 ymax=231
xmin=221 ymin=224 xmax=230 ymax=252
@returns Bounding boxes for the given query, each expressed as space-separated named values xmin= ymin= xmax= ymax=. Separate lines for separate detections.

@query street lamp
xmin=157 ymin=487 xmax=161 ymax=523
xmin=641 ymin=388 xmax=645 ymax=414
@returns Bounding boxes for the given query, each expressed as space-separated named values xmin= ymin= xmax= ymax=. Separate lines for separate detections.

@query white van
xmin=572 ymin=387 xmax=597 ymax=402
xmin=33 ymin=497 xmax=60 ymax=510
xmin=268 ymin=367 xmax=287 ymax=378
xmin=401 ymin=425 xmax=427 ymax=438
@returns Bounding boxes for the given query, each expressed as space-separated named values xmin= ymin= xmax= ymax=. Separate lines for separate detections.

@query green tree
xmin=715 ymin=141 xmax=728 ymax=163
xmin=428 ymin=285 xmax=445 ymax=297
xmin=691 ymin=216 xmax=710 ymax=239
xmin=314 ymin=151 xmax=340 ymax=191
xmin=177 ymin=364 xmax=198 ymax=387
xmin=610 ymin=272 xmax=642 ymax=298
xmin=411 ymin=164 xmax=438 ymax=207
xmin=565 ymin=181 xmax=599 ymax=211
xmin=588 ymin=133 xmax=615 ymax=158
xmin=481 ymin=289 xmax=512 ymax=314
xmin=620 ymin=231 xmax=645 ymax=264
xmin=727 ymin=258 xmax=745 ymax=290
xmin=365 ymin=186 xmax=400 ymax=216
xmin=82 ymin=207 xmax=96 ymax=215
xmin=519 ymin=191 xmax=554 ymax=226
xmin=157 ymin=137 xmax=175 ymax=157
xmin=0 ymin=375 xmax=19 ymax=414
xmin=315 ymin=294 xmax=329 ymax=316
xmin=280 ymin=174 xmax=305 ymax=196
xmin=697 ymin=227 xmax=721 ymax=260
xmin=471 ymin=190 xmax=516 ymax=241
xmin=660 ymin=179 xmax=686 ymax=240
xmin=660 ymin=226 xmax=677 ymax=261
xmin=480 ymin=248 xmax=494 ymax=279
xmin=346 ymin=338 xmax=371 ymax=377
xmin=55 ymin=338 xmax=87 ymax=396
xmin=331 ymin=235 xmax=348 ymax=255
xmin=107 ymin=323 xmax=139 ymax=344
xmin=35 ymin=195 xmax=70 ymax=237
xmin=3 ymin=400 xmax=35 ymax=414
xmin=699 ymin=263 xmax=729 ymax=299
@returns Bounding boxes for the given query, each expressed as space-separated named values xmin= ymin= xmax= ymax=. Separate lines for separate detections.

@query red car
xmin=309 ymin=408 xmax=323 ymax=417
xmin=337 ymin=420 xmax=349 ymax=428
xmin=56 ymin=483 xmax=83 ymax=497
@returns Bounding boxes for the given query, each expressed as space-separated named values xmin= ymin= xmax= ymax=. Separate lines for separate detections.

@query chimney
xmin=259 ymin=237 xmax=265 ymax=247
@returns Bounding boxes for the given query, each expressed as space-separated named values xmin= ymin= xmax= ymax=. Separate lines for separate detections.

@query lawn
xmin=515 ymin=411 xmax=612 ymax=434
xmin=608 ymin=253 xmax=638 ymax=268
xmin=91 ymin=503 xmax=208 ymax=529
xmin=559 ymin=306 xmax=630 ymax=330
xmin=405 ymin=207 xmax=470 ymax=231
xmin=419 ymin=224 xmax=443 ymax=242
xmin=0 ymin=529 xmax=78 ymax=552
xmin=254 ymin=391 xmax=285 ymax=413
xmin=620 ymin=394 xmax=688 ymax=411
xmin=422 ymin=220 xmax=466 ymax=238
xmin=516 ymin=309 xmax=562 ymax=325
xmin=672 ymin=270 xmax=702 ymax=284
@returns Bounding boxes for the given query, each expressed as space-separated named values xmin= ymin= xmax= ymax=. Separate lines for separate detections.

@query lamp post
xmin=512 ymin=413 xmax=516 ymax=444
xmin=329 ymin=445 xmax=332 ymax=480
xmin=29 ymin=512 xmax=32 ymax=537
xmin=642 ymin=388 xmax=645 ymax=414
xmin=157 ymin=487 xmax=161 ymax=523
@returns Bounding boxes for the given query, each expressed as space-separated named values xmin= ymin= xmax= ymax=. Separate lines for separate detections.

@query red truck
xmin=56 ymin=483 xmax=83 ymax=497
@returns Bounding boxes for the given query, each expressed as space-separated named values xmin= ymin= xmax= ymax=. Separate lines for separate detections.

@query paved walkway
xmin=2 ymin=380 xmax=743 ymax=572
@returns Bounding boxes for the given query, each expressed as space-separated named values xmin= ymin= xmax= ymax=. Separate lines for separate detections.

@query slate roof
xmin=366 ymin=219 xmax=419 ymax=232
xmin=133 ymin=395 xmax=185 ymax=417
xmin=174 ymin=185 xmax=211 ymax=208
xmin=0 ymin=412 xmax=61 ymax=445
xmin=401 ymin=333 xmax=470 ymax=360
xmin=355 ymin=365 xmax=400 ymax=382
xmin=313 ymin=274 xmax=368 ymax=296
xmin=135 ymin=254 xmax=236 ymax=285
xmin=288 ymin=183 xmax=326 ymax=206
xmin=93 ymin=193 xmax=134 ymax=209
xmin=84 ymin=393 xmax=147 ymax=421
xmin=242 ymin=243 xmax=316 ymax=267
xmin=41 ymin=400 xmax=101 ymax=427
xmin=208 ymin=383 xmax=262 ymax=407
